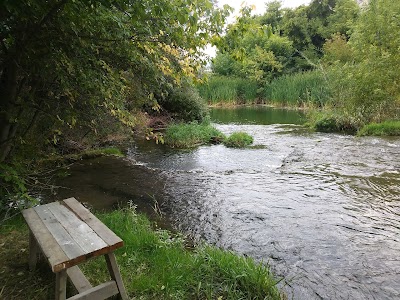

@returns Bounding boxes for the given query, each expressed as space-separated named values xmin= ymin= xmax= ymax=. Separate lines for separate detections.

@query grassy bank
xmin=0 ymin=208 xmax=282 ymax=300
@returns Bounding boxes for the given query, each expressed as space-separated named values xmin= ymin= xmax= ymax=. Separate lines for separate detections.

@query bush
xmin=311 ymin=112 xmax=358 ymax=134
xmin=164 ymin=122 xmax=225 ymax=148
xmin=161 ymin=85 xmax=208 ymax=122
xmin=223 ymin=132 xmax=254 ymax=148
xmin=358 ymin=120 xmax=400 ymax=136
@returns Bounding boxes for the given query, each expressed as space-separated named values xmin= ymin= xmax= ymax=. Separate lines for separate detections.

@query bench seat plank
xmin=62 ymin=198 xmax=123 ymax=249
xmin=22 ymin=208 xmax=71 ymax=272
xmin=46 ymin=202 xmax=108 ymax=253
xmin=34 ymin=205 xmax=86 ymax=261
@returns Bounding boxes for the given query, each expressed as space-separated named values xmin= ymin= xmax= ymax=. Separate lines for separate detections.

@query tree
xmin=0 ymin=0 xmax=230 ymax=162
xmin=327 ymin=0 xmax=400 ymax=124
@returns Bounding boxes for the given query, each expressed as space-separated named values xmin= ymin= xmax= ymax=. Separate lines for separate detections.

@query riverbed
xmin=52 ymin=106 xmax=400 ymax=300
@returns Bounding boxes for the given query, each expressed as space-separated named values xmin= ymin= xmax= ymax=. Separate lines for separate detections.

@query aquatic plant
xmin=197 ymin=76 xmax=258 ymax=105
xmin=223 ymin=132 xmax=254 ymax=148
xmin=264 ymin=71 xmax=330 ymax=107
xmin=164 ymin=122 xmax=225 ymax=148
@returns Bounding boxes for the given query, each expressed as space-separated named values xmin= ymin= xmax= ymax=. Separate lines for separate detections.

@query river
xmin=52 ymin=106 xmax=400 ymax=300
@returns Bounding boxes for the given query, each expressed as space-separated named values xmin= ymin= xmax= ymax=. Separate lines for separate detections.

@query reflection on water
xmin=210 ymin=105 xmax=305 ymax=125
xmin=51 ymin=106 xmax=400 ymax=300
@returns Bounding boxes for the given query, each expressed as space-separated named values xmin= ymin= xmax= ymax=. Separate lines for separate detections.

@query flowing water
xmin=54 ymin=106 xmax=400 ymax=300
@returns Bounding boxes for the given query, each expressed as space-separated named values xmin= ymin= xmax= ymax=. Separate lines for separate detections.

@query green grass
xmin=197 ymin=76 xmax=258 ymax=105
xmin=358 ymin=120 xmax=400 ymax=136
xmin=164 ymin=122 xmax=226 ymax=148
xmin=0 ymin=209 xmax=282 ymax=300
xmin=223 ymin=132 xmax=254 ymax=148
xmin=264 ymin=71 xmax=331 ymax=107
xmin=84 ymin=208 xmax=282 ymax=300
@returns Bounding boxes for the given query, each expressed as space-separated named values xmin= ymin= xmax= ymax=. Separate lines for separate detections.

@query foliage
xmin=0 ymin=164 xmax=38 ymax=222
xmin=309 ymin=111 xmax=358 ymax=133
xmin=358 ymin=121 xmax=400 ymax=136
xmin=164 ymin=122 xmax=225 ymax=148
xmin=197 ymin=76 xmax=258 ymax=105
xmin=0 ymin=0 xmax=231 ymax=163
xmin=223 ymin=132 xmax=254 ymax=148
xmin=264 ymin=70 xmax=330 ymax=106
xmin=159 ymin=85 xmax=208 ymax=123
xmin=325 ymin=0 xmax=400 ymax=125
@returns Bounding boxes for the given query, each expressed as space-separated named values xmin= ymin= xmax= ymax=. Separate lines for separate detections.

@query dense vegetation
xmin=0 ymin=207 xmax=282 ymax=299
xmin=0 ymin=0 xmax=232 ymax=211
xmin=199 ymin=0 xmax=400 ymax=133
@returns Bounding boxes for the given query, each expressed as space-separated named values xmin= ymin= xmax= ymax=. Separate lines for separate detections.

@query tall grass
xmin=84 ymin=208 xmax=282 ymax=300
xmin=198 ymin=76 xmax=258 ymax=105
xmin=264 ymin=71 xmax=331 ymax=107
xmin=164 ymin=122 xmax=225 ymax=148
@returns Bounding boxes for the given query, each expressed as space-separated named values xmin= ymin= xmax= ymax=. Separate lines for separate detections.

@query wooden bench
xmin=22 ymin=197 xmax=128 ymax=300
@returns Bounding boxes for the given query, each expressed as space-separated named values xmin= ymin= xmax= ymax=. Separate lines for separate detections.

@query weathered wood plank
xmin=22 ymin=208 xmax=70 ymax=272
xmin=34 ymin=205 xmax=85 ymax=261
xmin=28 ymin=230 xmax=39 ymax=271
xmin=67 ymin=281 xmax=119 ymax=300
xmin=105 ymin=253 xmax=128 ymax=300
xmin=46 ymin=202 xmax=107 ymax=254
xmin=55 ymin=270 xmax=67 ymax=300
xmin=66 ymin=266 xmax=93 ymax=293
xmin=62 ymin=198 xmax=123 ymax=248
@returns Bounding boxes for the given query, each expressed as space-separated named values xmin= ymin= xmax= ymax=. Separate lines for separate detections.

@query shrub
xmin=223 ymin=132 xmax=254 ymax=148
xmin=311 ymin=112 xmax=358 ymax=134
xmin=161 ymin=85 xmax=208 ymax=122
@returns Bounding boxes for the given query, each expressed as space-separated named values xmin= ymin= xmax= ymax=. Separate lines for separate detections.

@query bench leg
xmin=28 ymin=230 xmax=39 ymax=271
xmin=55 ymin=270 xmax=67 ymax=300
xmin=105 ymin=253 xmax=128 ymax=300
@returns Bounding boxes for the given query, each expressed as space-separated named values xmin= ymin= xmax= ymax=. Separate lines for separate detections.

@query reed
xmin=198 ymin=76 xmax=258 ymax=105
xmin=264 ymin=71 xmax=331 ymax=107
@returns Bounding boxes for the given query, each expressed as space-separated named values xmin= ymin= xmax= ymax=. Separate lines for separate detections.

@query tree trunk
xmin=0 ymin=60 xmax=19 ymax=162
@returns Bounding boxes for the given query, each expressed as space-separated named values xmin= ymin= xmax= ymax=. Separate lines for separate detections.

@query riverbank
xmin=0 ymin=207 xmax=282 ymax=299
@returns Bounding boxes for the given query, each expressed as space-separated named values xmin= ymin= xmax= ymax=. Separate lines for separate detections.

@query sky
xmin=204 ymin=0 xmax=311 ymax=57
